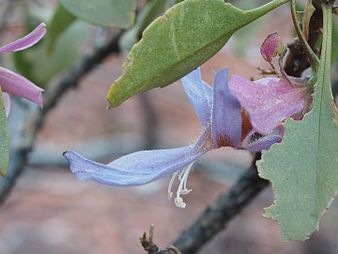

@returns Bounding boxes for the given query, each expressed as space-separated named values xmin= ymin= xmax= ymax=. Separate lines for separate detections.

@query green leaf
xmin=332 ymin=21 xmax=338 ymax=63
xmin=257 ymin=4 xmax=338 ymax=241
xmin=0 ymin=90 xmax=10 ymax=176
xmin=46 ymin=4 xmax=76 ymax=53
xmin=107 ymin=0 xmax=289 ymax=107
xmin=34 ymin=22 xmax=90 ymax=85
xmin=119 ymin=0 xmax=166 ymax=51
xmin=60 ymin=0 xmax=136 ymax=28
xmin=12 ymin=50 xmax=35 ymax=83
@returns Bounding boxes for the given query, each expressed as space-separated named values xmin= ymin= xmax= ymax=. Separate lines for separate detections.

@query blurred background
xmin=0 ymin=0 xmax=338 ymax=253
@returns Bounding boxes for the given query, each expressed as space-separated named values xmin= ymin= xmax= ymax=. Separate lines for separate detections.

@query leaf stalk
xmin=290 ymin=0 xmax=320 ymax=74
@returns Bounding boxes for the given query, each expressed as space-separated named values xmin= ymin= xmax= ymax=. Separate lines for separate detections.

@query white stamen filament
xmin=174 ymin=163 xmax=194 ymax=208
xmin=168 ymin=171 xmax=180 ymax=200
xmin=178 ymin=169 xmax=185 ymax=181
xmin=168 ymin=163 xmax=195 ymax=208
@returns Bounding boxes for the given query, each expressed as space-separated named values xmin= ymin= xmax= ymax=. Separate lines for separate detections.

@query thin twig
xmin=284 ymin=7 xmax=323 ymax=76
xmin=42 ymin=31 xmax=123 ymax=113
xmin=290 ymin=0 xmax=320 ymax=71
xmin=138 ymin=93 xmax=159 ymax=149
xmin=140 ymin=225 xmax=182 ymax=254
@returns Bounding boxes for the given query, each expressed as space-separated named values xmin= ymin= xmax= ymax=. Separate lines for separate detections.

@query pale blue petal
xmin=181 ymin=68 xmax=212 ymax=127
xmin=211 ymin=69 xmax=242 ymax=148
xmin=64 ymin=131 xmax=211 ymax=186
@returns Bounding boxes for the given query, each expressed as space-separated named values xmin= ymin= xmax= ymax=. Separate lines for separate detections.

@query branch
xmin=138 ymin=93 xmax=159 ymax=149
xmin=0 ymin=31 xmax=122 ymax=204
xmin=42 ymin=30 xmax=123 ymax=113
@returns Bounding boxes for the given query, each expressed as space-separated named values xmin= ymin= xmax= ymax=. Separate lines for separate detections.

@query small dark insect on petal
xmin=248 ymin=132 xmax=264 ymax=144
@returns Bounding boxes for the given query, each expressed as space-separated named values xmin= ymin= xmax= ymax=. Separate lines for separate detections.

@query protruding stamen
xmin=168 ymin=171 xmax=180 ymax=200
xmin=174 ymin=163 xmax=194 ymax=208
xmin=174 ymin=197 xmax=186 ymax=208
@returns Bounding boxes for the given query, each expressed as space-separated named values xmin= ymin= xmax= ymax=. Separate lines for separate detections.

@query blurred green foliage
xmin=60 ymin=0 xmax=137 ymax=28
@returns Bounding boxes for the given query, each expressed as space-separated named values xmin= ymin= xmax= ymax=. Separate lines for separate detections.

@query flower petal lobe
xmin=0 ymin=23 xmax=47 ymax=53
xmin=65 ymin=131 xmax=211 ymax=186
xmin=229 ymin=75 xmax=305 ymax=134
xmin=181 ymin=68 xmax=212 ymax=127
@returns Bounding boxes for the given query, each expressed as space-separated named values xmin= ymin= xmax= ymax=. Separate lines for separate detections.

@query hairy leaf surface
xmin=119 ymin=0 xmax=166 ymax=52
xmin=257 ymin=4 xmax=338 ymax=241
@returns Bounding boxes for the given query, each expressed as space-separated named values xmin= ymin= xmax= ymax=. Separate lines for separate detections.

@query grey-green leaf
xmin=257 ymin=4 xmax=338 ymax=241
xmin=46 ymin=4 xmax=76 ymax=53
xmin=0 ymin=90 xmax=10 ymax=176
xmin=119 ymin=0 xmax=166 ymax=52
xmin=107 ymin=0 xmax=289 ymax=107
xmin=60 ymin=0 xmax=136 ymax=28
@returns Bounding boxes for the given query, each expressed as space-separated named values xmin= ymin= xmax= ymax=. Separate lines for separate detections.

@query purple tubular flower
xmin=0 ymin=67 xmax=44 ymax=108
xmin=65 ymin=68 xmax=256 ymax=208
xmin=0 ymin=23 xmax=46 ymax=111
xmin=65 ymin=68 xmax=283 ymax=207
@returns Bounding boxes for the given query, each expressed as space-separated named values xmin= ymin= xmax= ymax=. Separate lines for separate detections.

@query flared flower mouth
xmin=229 ymin=75 xmax=308 ymax=135
xmin=229 ymin=32 xmax=311 ymax=136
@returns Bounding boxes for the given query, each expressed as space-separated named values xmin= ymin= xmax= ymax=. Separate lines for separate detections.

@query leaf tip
xmin=106 ymin=100 xmax=116 ymax=110
xmin=106 ymin=86 xmax=124 ymax=109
